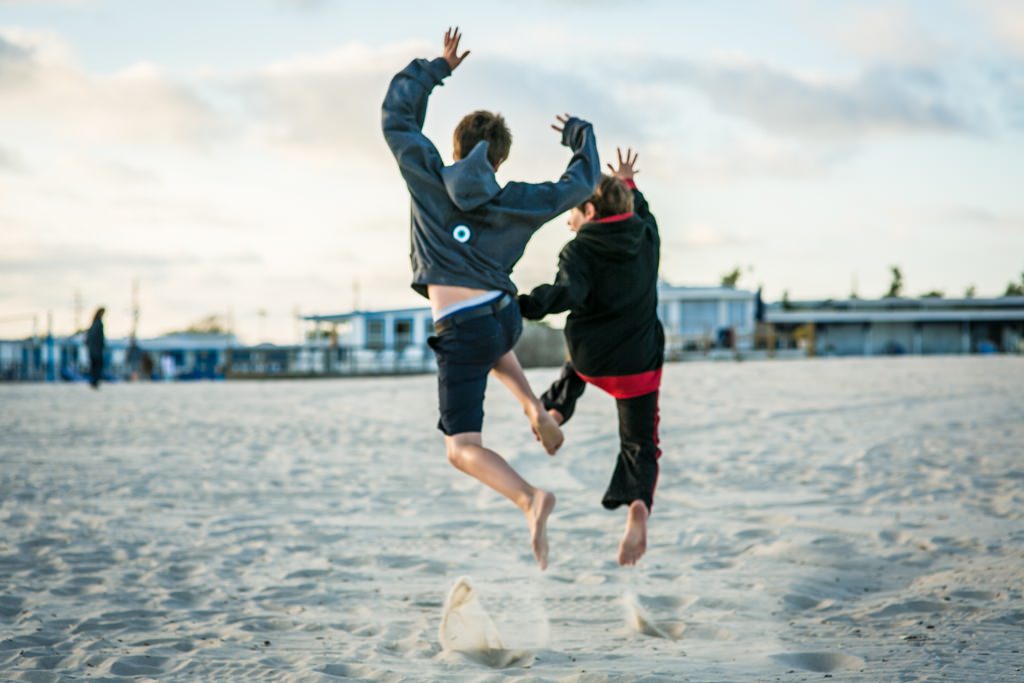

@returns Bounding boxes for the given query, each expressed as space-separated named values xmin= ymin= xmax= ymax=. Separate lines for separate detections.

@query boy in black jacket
xmin=519 ymin=148 xmax=663 ymax=566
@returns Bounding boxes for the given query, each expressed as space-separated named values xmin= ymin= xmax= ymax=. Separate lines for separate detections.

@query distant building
xmin=0 ymin=332 xmax=237 ymax=382
xmin=304 ymin=284 xmax=762 ymax=367
xmin=131 ymin=333 xmax=236 ymax=380
xmin=765 ymin=296 xmax=1024 ymax=356
xmin=656 ymin=283 xmax=760 ymax=355
xmin=302 ymin=306 xmax=436 ymax=375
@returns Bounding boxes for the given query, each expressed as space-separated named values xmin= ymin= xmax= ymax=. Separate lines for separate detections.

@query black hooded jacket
xmin=519 ymin=185 xmax=664 ymax=377
xmin=86 ymin=318 xmax=105 ymax=358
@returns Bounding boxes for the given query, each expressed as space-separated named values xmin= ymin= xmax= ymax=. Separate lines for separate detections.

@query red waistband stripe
xmin=575 ymin=368 xmax=662 ymax=399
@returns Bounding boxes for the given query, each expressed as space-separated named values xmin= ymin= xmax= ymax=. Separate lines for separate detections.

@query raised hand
xmin=550 ymin=113 xmax=573 ymax=133
xmin=442 ymin=26 xmax=470 ymax=71
xmin=607 ymin=147 xmax=639 ymax=181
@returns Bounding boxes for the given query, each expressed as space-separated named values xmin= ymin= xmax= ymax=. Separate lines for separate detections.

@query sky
xmin=1 ymin=0 xmax=1022 ymax=343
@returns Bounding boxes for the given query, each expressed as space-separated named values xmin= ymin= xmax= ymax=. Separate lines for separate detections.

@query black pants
xmin=541 ymin=363 xmax=661 ymax=511
xmin=89 ymin=353 xmax=103 ymax=387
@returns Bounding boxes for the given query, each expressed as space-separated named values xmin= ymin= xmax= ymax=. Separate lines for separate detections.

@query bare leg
xmin=490 ymin=351 xmax=563 ymax=454
xmin=618 ymin=500 xmax=649 ymax=566
xmin=446 ymin=432 xmax=556 ymax=570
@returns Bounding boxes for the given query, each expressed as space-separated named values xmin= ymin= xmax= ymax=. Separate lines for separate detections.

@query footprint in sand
xmin=437 ymin=577 xmax=533 ymax=669
xmin=622 ymin=591 xmax=687 ymax=642
xmin=869 ymin=600 xmax=950 ymax=618
xmin=772 ymin=651 xmax=865 ymax=673
xmin=782 ymin=593 xmax=834 ymax=611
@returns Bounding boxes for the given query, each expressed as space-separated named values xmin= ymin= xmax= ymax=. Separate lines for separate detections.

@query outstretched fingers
xmin=609 ymin=146 xmax=640 ymax=179
xmin=445 ymin=26 xmax=460 ymax=48
xmin=550 ymin=112 xmax=572 ymax=133
xmin=443 ymin=26 xmax=470 ymax=69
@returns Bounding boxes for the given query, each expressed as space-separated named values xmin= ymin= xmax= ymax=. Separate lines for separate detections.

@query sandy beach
xmin=1 ymin=356 xmax=1022 ymax=681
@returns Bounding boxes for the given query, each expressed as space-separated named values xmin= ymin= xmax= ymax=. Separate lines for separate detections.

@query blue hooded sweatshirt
xmin=382 ymin=57 xmax=601 ymax=298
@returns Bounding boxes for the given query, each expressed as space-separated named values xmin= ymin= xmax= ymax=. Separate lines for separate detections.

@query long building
xmin=765 ymin=296 xmax=1024 ymax=356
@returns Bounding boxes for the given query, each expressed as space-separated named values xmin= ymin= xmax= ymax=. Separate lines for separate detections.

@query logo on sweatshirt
xmin=452 ymin=224 xmax=472 ymax=244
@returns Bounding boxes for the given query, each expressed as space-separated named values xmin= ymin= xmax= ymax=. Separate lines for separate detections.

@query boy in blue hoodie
xmin=382 ymin=28 xmax=600 ymax=569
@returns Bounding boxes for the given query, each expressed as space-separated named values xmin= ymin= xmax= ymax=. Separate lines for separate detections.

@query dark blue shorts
xmin=427 ymin=294 xmax=523 ymax=436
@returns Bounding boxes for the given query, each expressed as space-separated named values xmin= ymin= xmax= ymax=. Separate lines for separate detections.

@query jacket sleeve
xmin=381 ymin=58 xmax=451 ymax=194
xmin=518 ymin=243 xmax=591 ymax=320
xmin=502 ymin=118 xmax=601 ymax=223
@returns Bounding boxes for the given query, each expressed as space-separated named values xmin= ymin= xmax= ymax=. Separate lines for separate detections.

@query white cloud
xmin=229 ymin=41 xmax=424 ymax=160
xmin=274 ymin=0 xmax=325 ymax=8
xmin=640 ymin=56 xmax=976 ymax=139
xmin=0 ymin=143 xmax=27 ymax=172
xmin=671 ymin=135 xmax=845 ymax=184
xmin=672 ymin=223 xmax=748 ymax=250
xmin=227 ymin=42 xmax=642 ymax=174
xmin=936 ymin=206 xmax=1024 ymax=234
xmin=0 ymin=243 xmax=201 ymax=273
xmin=972 ymin=0 xmax=1024 ymax=58
xmin=0 ymin=29 xmax=222 ymax=144
xmin=832 ymin=4 xmax=951 ymax=65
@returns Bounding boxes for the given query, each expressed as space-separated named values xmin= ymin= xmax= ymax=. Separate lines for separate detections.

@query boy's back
xmin=381 ymin=57 xmax=600 ymax=298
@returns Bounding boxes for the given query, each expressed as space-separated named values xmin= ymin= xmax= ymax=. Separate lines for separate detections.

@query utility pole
xmin=131 ymin=278 xmax=140 ymax=340
xmin=46 ymin=310 xmax=55 ymax=382
xmin=127 ymin=278 xmax=140 ymax=379
xmin=257 ymin=309 xmax=267 ymax=344
xmin=31 ymin=313 xmax=38 ymax=380
xmin=74 ymin=289 xmax=82 ymax=333
xmin=352 ymin=278 xmax=361 ymax=311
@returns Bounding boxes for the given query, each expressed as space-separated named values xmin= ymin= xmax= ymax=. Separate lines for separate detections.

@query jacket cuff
xmin=560 ymin=117 xmax=590 ymax=149
xmin=517 ymin=294 xmax=538 ymax=319
xmin=422 ymin=57 xmax=452 ymax=84
xmin=623 ymin=178 xmax=637 ymax=190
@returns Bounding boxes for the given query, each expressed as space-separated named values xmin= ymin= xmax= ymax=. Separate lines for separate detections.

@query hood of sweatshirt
xmin=575 ymin=213 xmax=645 ymax=261
xmin=440 ymin=140 xmax=502 ymax=211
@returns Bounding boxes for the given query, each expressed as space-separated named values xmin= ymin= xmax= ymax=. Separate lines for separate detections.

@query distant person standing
xmin=86 ymin=307 xmax=105 ymax=388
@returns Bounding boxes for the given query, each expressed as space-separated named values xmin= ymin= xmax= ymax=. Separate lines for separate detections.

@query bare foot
xmin=526 ymin=489 xmax=556 ymax=570
xmin=618 ymin=500 xmax=649 ymax=566
xmin=527 ymin=405 xmax=563 ymax=455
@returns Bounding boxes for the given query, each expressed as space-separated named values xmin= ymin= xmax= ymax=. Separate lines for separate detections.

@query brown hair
xmin=453 ymin=110 xmax=512 ymax=169
xmin=582 ymin=174 xmax=634 ymax=218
